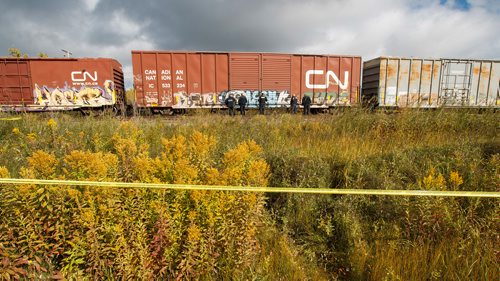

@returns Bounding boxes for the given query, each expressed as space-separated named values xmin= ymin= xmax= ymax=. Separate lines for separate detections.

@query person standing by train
xmin=290 ymin=95 xmax=298 ymax=114
xmin=302 ymin=94 xmax=312 ymax=115
xmin=258 ymin=93 xmax=267 ymax=115
xmin=225 ymin=94 xmax=236 ymax=116
xmin=238 ymin=93 xmax=248 ymax=116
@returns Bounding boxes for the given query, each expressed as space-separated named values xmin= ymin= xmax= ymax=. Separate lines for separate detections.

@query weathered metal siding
xmin=0 ymin=58 xmax=123 ymax=111
xmin=132 ymin=51 xmax=362 ymax=109
xmin=364 ymin=57 xmax=499 ymax=108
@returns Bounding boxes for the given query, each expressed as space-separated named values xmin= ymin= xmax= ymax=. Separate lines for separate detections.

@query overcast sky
xmin=1 ymin=0 xmax=498 ymax=88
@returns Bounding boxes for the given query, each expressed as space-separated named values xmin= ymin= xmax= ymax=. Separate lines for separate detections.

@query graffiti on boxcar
xmin=169 ymin=89 xmax=353 ymax=108
xmin=33 ymin=80 xmax=115 ymax=106
xmin=172 ymin=90 xmax=291 ymax=108
xmin=305 ymin=91 xmax=351 ymax=105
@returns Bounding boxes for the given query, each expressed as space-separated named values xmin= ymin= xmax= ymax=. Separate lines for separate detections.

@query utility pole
xmin=61 ymin=49 xmax=73 ymax=58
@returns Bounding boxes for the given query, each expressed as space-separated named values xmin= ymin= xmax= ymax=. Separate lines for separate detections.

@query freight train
xmin=1 ymin=51 xmax=498 ymax=113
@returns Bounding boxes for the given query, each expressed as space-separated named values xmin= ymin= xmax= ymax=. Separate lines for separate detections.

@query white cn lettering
xmin=71 ymin=71 xmax=98 ymax=82
xmin=305 ymin=70 xmax=349 ymax=90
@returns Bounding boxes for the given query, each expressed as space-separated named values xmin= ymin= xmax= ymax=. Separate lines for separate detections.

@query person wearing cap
xmin=225 ymin=94 xmax=236 ymax=116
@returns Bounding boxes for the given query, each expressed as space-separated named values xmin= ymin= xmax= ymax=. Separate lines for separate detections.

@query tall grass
xmin=0 ymin=109 xmax=498 ymax=279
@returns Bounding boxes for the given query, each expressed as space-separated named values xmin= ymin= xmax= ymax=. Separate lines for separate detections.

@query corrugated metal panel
xmin=230 ymin=54 xmax=260 ymax=90
xmin=201 ymin=54 xmax=216 ymax=94
xmin=172 ymin=53 xmax=187 ymax=97
xmin=0 ymin=60 xmax=32 ymax=105
xmin=291 ymin=56 xmax=302 ymax=99
xmin=156 ymin=53 xmax=173 ymax=106
xmin=364 ymin=57 xmax=500 ymax=108
xmin=141 ymin=53 xmax=160 ymax=106
xmin=215 ymin=54 xmax=229 ymax=93
xmin=261 ymin=55 xmax=291 ymax=91
xmin=361 ymin=60 xmax=379 ymax=106
xmin=113 ymin=68 xmax=125 ymax=106
xmin=187 ymin=54 xmax=202 ymax=106
xmin=131 ymin=53 xmax=144 ymax=106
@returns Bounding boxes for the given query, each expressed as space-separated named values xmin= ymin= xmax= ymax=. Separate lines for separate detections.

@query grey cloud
xmin=0 ymin=0 xmax=498 ymax=88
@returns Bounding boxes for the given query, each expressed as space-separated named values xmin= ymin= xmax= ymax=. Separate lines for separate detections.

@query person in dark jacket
xmin=238 ymin=93 xmax=248 ymax=116
xmin=290 ymin=95 xmax=298 ymax=114
xmin=258 ymin=93 xmax=267 ymax=115
xmin=302 ymin=95 xmax=312 ymax=115
xmin=225 ymin=94 xmax=236 ymax=116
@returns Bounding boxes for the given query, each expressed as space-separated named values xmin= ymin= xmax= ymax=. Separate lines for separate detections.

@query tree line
xmin=6 ymin=47 xmax=48 ymax=58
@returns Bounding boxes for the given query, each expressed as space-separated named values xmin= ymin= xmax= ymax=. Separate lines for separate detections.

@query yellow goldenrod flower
xmin=27 ymin=132 xmax=37 ymax=141
xmin=47 ymin=118 xmax=57 ymax=130
xmin=449 ymin=171 xmax=464 ymax=188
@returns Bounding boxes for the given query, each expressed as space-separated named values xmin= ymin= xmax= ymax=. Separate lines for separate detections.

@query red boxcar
xmin=0 ymin=58 xmax=124 ymax=111
xmin=132 ymin=51 xmax=361 ymax=109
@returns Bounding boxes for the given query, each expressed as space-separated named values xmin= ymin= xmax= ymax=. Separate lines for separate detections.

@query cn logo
xmin=305 ymin=70 xmax=349 ymax=90
xmin=71 ymin=71 xmax=98 ymax=82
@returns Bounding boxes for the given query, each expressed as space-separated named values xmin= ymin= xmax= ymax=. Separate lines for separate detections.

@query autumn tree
xmin=8 ymin=47 xmax=22 ymax=58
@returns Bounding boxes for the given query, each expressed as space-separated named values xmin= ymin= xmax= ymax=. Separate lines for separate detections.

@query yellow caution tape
xmin=0 ymin=117 xmax=22 ymax=121
xmin=0 ymin=178 xmax=498 ymax=198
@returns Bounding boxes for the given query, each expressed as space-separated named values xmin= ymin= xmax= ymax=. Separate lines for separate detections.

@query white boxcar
xmin=363 ymin=57 xmax=499 ymax=108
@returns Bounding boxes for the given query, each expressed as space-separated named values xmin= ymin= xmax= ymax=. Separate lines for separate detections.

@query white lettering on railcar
xmin=305 ymin=70 xmax=349 ymax=90
xmin=71 ymin=71 xmax=97 ymax=82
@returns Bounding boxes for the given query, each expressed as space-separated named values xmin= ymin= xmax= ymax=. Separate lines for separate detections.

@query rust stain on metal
xmin=387 ymin=64 xmax=396 ymax=77
xmin=433 ymin=64 xmax=440 ymax=76
xmin=421 ymin=63 xmax=432 ymax=84
xmin=411 ymin=63 xmax=421 ymax=80
xmin=480 ymin=65 xmax=490 ymax=76
xmin=380 ymin=63 xmax=386 ymax=80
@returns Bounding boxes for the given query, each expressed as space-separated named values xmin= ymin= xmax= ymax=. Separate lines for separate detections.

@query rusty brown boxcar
xmin=0 ymin=58 xmax=125 ymax=111
xmin=363 ymin=57 xmax=500 ymax=108
xmin=132 ymin=51 xmax=361 ymax=109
